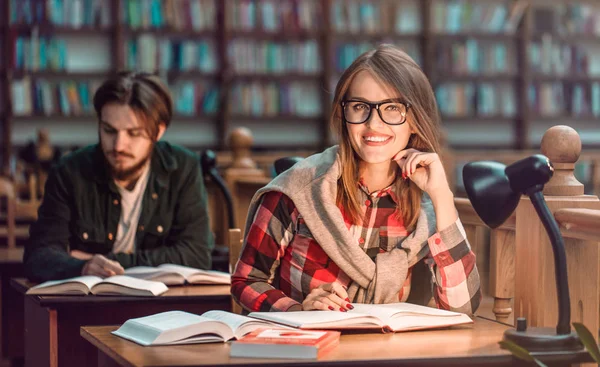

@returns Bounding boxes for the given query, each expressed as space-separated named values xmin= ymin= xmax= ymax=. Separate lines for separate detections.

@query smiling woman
xmin=231 ymin=44 xmax=482 ymax=317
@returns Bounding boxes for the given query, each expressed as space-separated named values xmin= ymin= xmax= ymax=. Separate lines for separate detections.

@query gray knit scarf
xmin=243 ymin=146 xmax=436 ymax=304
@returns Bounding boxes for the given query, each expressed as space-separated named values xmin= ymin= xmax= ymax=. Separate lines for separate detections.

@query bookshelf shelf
xmin=11 ymin=70 xmax=112 ymax=79
xmin=11 ymin=114 xmax=96 ymax=121
xmin=229 ymin=115 xmax=321 ymax=122
xmin=1 ymin=0 xmax=599 ymax=171
xmin=173 ymin=114 xmax=217 ymax=121
xmin=431 ymin=33 xmax=517 ymax=41
xmin=232 ymin=73 xmax=322 ymax=81
xmin=530 ymin=34 xmax=600 ymax=42
xmin=442 ymin=115 xmax=516 ymax=123
xmin=165 ymin=71 xmax=219 ymax=79
xmin=228 ymin=30 xmax=323 ymax=40
xmin=434 ymin=74 xmax=519 ymax=82
xmin=530 ymin=114 xmax=600 ymax=121
xmin=531 ymin=74 xmax=600 ymax=83
xmin=332 ymin=33 xmax=421 ymax=42
xmin=10 ymin=25 xmax=114 ymax=35
xmin=124 ymin=29 xmax=216 ymax=38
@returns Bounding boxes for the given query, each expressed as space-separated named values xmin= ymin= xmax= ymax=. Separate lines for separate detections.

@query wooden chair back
xmin=228 ymin=228 xmax=244 ymax=314
xmin=0 ymin=177 xmax=17 ymax=248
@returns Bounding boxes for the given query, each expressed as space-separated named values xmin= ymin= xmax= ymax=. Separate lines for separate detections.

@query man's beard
xmin=106 ymin=145 xmax=153 ymax=181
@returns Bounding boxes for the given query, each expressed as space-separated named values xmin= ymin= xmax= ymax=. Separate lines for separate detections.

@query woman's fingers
xmin=304 ymin=283 xmax=353 ymax=311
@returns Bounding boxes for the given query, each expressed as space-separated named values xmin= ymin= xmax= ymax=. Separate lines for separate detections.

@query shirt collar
xmin=357 ymin=178 xmax=397 ymax=201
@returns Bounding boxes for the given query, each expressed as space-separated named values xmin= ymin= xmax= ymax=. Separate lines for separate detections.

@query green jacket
xmin=24 ymin=142 xmax=215 ymax=282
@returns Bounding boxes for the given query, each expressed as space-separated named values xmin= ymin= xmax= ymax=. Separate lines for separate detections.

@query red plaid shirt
xmin=231 ymin=183 xmax=481 ymax=313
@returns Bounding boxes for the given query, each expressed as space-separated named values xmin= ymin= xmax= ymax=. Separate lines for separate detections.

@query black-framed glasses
xmin=341 ymin=99 xmax=411 ymax=125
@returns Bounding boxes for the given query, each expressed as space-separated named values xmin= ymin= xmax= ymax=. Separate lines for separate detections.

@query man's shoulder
xmin=155 ymin=141 xmax=198 ymax=162
xmin=53 ymin=145 xmax=99 ymax=174
xmin=153 ymin=141 xmax=200 ymax=179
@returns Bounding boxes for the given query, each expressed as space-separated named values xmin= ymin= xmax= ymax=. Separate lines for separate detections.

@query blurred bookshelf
xmin=1 ymin=0 xmax=600 ymax=172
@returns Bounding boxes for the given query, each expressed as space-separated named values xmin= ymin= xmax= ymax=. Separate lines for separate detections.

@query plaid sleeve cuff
xmin=427 ymin=219 xmax=471 ymax=267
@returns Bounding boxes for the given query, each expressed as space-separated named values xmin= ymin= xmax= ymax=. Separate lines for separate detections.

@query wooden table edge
xmin=81 ymin=326 xmax=136 ymax=367
xmin=10 ymin=277 xmax=231 ymax=307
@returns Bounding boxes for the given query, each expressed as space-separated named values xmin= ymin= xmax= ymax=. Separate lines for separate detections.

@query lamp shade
xmin=462 ymin=161 xmax=520 ymax=228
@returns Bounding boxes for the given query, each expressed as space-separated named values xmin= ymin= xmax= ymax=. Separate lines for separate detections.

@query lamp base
xmin=503 ymin=327 xmax=583 ymax=352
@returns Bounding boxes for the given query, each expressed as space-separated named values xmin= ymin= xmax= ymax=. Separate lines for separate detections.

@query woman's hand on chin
xmin=392 ymin=149 xmax=452 ymax=200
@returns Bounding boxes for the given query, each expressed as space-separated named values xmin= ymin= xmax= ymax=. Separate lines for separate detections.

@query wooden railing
xmin=555 ymin=208 xmax=600 ymax=241
xmin=455 ymin=198 xmax=515 ymax=323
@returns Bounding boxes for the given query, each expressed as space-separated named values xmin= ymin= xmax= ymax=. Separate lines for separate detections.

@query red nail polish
xmin=347 ymin=304 xmax=354 ymax=309
xmin=328 ymin=306 xmax=334 ymax=310
xmin=345 ymin=298 xmax=350 ymax=302
xmin=340 ymin=307 xmax=347 ymax=312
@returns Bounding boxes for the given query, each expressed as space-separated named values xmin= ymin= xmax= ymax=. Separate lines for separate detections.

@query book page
xmin=124 ymin=266 xmax=186 ymax=285
xmin=158 ymin=264 xmax=231 ymax=284
xmin=27 ymin=275 xmax=103 ymax=294
xmin=248 ymin=310 xmax=384 ymax=330
xmin=202 ymin=310 xmax=283 ymax=339
xmin=112 ymin=311 xmax=234 ymax=346
xmin=349 ymin=303 xmax=472 ymax=332
xmin=92 ymin=275 xmax=168 ymax=296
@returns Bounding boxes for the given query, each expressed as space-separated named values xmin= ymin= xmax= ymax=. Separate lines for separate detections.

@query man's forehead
xmin=100 ymin=119 xmax=144 ymax=130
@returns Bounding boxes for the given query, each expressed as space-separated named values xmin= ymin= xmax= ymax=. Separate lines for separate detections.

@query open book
xmin=124 ymin=264 xmax=231 ymax=285
xmin=249 ymin=302 xmax=473 ymax=332
xmin=113 ymin=310 xmax=285 ymax=346
xmin=26 ymin=275 xmax=168 ymax=296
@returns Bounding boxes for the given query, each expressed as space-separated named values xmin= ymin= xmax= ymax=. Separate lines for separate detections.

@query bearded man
xmin=24 ymin=72 xmax=214 ymax=281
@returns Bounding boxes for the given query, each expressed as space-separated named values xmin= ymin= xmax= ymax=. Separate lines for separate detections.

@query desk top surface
xmin=79 ymin=318 xmax=591 ymax=367
xmin=11 ymin=278 xmax=231 ymax=307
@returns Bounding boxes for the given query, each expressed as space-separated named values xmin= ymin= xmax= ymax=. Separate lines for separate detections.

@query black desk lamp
xmin=463 ymin=154 xmax=583 ymax=351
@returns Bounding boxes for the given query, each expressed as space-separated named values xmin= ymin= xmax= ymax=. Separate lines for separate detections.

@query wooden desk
xmin=81 ymin=318 xmax=592 ymax=367
xmin=0 ymin=248 xmax=24 ymax=364
xmin=12 ymin=278 xmax=231 ymax=367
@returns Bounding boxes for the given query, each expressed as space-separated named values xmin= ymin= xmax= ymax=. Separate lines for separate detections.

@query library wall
xmin=2 ymin=0 xmax=600 ymax=174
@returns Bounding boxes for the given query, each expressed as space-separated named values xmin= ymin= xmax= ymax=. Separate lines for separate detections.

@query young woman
xmin=231 ymin=44 xmax=481 ymax=314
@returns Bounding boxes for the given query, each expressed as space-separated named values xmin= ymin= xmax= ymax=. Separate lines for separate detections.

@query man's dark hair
xmin=93 ymin=71 xmax=173 ymax=141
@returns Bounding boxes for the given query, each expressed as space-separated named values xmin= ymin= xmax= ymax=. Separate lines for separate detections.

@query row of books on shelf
xmin=529 ymin=39 xmax=596 ymax=76
xmin=172 ymin=82 xmax=219 ymax=116
xmin=532 ymin=3 xmax=600 ymax=36
xmin=529 ymin=82 xmax=600 ymax=117
xmin=9 ymin=0 xmax=111 ymax=27
xmin=126 ymin=36 xmax=217 ymax=73
xmin=122 ymin=0 xmax=215 ymax=31
xmin=431 ymin=1 xmax=514 ymax=33
xmin=334 ymin=43 xmax=421 ymax=73
xmin=13 ymin=35 xmax=68 ymax=71
xmin=10 ymin=77 xmax=101 ymax=116
xmin=10 ymin=78 xmax=221 ymax=117
xmin=330 ymin=0 xmax=420 ymax=35
xmin=229 ymin=82 xmax=322 ymax=117
xmin=228 ymin=40 xmax=320 ymax=74
xmin=226 ymin=0 xmax=320 ymax=33
xmin=435 ymin=83 xmax=516 ymax=118
xmin=435 ymin=41 xmax=514 ymax=75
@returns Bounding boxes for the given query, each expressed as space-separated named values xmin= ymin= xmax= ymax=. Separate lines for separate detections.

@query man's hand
xmin=81 ymin=254 xmax=125 ymax=278
xmin=302 ymin=283 xmax=353 ymax=312
xmin=70 ymin=249 xmax=94 ymax=260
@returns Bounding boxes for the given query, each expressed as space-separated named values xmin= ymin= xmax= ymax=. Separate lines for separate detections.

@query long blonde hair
xmin=332 ymin=44 xmax=442 ymax=230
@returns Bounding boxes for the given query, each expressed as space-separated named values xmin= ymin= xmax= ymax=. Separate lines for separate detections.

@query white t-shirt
xmin=112 ymin=163 xmax=151 ymax=254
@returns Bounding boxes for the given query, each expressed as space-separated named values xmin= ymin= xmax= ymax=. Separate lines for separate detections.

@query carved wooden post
xmin=223 ymin=128 xmax=267 ymax=232
xmin=514 ymin=126 xmax=600 ymax=336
